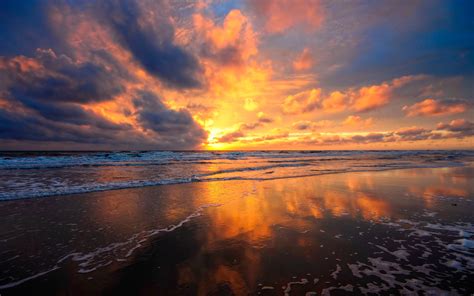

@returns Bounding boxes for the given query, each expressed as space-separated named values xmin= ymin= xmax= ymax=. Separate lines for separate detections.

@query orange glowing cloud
xmin=193 ymin=9 xmax=257 ymax=66
xmin=321 ymin=91 xmax=348 ymax=113
xmin=351 ymin=82 xmax=391 ymax=112
xmin=403 ymin=98 xmax=468 ymax=117
xmin=350 ymin=75 xmax=428 ymax=112
xmin=282 ymin=75 xmax=426 ymax=115
xmin=282 ymin=88 xmax=322 ymax=114
xmin=342 ymin=115 xmax=374 ymax=127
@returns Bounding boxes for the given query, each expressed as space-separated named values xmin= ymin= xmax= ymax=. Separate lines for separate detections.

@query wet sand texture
xmin=0 ymin=167 xmax=473 ymax=295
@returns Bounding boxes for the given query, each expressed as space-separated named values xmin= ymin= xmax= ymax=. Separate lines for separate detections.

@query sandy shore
xmin=1 ymin=166 xmax=473 ymax=295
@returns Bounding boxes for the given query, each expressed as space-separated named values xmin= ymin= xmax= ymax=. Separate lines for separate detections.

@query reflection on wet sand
xmin=0 ymin=167 xmax=473 ymax=295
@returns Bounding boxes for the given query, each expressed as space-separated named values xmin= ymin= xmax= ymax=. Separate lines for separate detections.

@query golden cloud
xmin=403 ymin=98 xmax=468 ymax=117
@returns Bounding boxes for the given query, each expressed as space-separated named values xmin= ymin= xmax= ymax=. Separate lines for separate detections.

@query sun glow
xmin=205 ymin=127 xmax=233 ymax=150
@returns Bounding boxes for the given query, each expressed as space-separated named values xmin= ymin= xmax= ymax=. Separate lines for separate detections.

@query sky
xmin=0 ymin=0 xmax=473 ymax=150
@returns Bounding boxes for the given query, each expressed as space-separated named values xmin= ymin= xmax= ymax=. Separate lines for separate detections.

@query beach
xmin=1 ymin=163 xmax=473 ymax=295
xmin=2 ymin=0 xmax=474 ymax=293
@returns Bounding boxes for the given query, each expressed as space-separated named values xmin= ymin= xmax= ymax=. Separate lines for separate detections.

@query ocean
xmin=0 ymin=151 xmax=473 ymax=294
xmin=1 ymin=150 xmax=473 ymax=200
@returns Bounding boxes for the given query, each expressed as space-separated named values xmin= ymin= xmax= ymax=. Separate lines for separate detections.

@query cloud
xmin=186 ymin=103 xmax=214 ymax=113
xmin=193 ymin=9 xmax=257 ymax=67
xmin=0 ymin=0 xmax=214 ymax=150
xmin=292 ymin=119 xmax=474 ymax=147
xmin=190 ymin=8 xmax=270 ymax=102
xmin=1 ymin=49 xmax=124 ymax=104
xmin=0 ymin=105 xmax=135 ymax=145
xmin=351 ymin=82 xmax=391 ymax=112
xmin=321 ymin=91 xmax=348 ymax=113
xmin=395 ymin=126 xmax=429 ymax=137
xmin=239 ymin=122 xmax=262 ymax=130
xmin=0 ymin=50 xmax=207 ymax=149
xmin=282 ymin=88 xmax=322 ymax=114
xmin=246 ymin=0 xmax=324 ymax=33
xmin=310 ymin=121 xmax=473 ymax=146
xmin=342 ymin=115 xmax=373 ymax=127
xmin=0 ymin=1 xmax=67 ymax=56
xmin=0 ymin=48 xmax=137 ymax=141
xmin=215 ymin=114 xmax=275 ymax=143
xmin=217 ymin=130 xmax=246 ymax=143
xmin=246 ymin=130 xmax=289 ymax=143
xmin=437 ymin=119 xmax=474 ymax=138
xmin=132 ymin=91 xmax=208 ymax=148
xmin=403 ymin=98 xmax=469 ymax=117
xmin=257 ymin=112 xmax=274 ymax=123
xmin=2 ymin=1 xmax=472 ymax=150
xmin=283 ymin=75 xmax=425 ymax=114
xmin=292 ymin=116 xmax=372 ymax=131
xmin=215 ymin=118 xmax=474 ymax=147
xmin=350 ymin=133 xmax=388 ymax=144
xmin=395 ymin=126 xmax=432 ymax=141
xmin=292 ymin=120 xmax=334 ymax=130
xmin=293 ymin=48 xmax=313 ymax=71
xmin=350 ymin=75 xmax=428 ymax=112
xmin=100 ymin=0 xmax=202 ymax=88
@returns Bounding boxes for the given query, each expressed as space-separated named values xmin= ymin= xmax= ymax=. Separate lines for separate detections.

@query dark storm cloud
xmin=19 ymin=98 xmax=131 ymax=131
xmin=200 ymin=44 xmax=244 ymax=67
xmin=99 ymin=0 xmax=203 ymax=89
xmin=0 ymin=108 xmax=131 ymax=144
xmin=1 ymin=0 xmax=203 ymax=90
xmin=0 ymin=45 xmax=135 ymax=142
xmin=0 ymin=50 xmax=206 ymax=148
xmin=0 ymin=48 xmax=133 ymax=144
xmin=0 ymin=0 xmax=65 ymax=57
xmin=2 ymin=49 xmax=124 ymax=104
xmin=0 ymin=0 xmax=209 ymax=149
xmin=133 ymin=92 xmax=208 ymax=148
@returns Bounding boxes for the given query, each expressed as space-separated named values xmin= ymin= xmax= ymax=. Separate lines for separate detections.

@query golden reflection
xmin=323 ymin=190 xmax=355 ymax=217
xmin=408 ymin=185 xmax=468 ymax=207
xmin=84 ymin=166 xmax=471 ymax=294
xmin=355 ymin=192 xmax=391 ymax=220
xmin=172 ymin=171 xmax=400 ymax=293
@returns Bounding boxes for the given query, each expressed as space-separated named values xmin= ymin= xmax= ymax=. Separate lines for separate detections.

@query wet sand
xmin=1 ymin=166 xmax=473 ymax=295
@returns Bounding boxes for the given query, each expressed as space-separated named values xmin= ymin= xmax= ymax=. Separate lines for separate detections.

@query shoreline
xmin=0 ymin=161 xmax=470 ymax=202
xmin=1 ymin=166 xmax=473 ymax=294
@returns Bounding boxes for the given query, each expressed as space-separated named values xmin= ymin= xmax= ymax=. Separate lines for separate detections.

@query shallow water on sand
xmin=0 ymin=166 xmax=473 ymax=295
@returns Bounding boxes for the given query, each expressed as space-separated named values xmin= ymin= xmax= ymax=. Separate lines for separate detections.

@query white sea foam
xmin=0 ymin=203 xmax=222 ymax=289
xmin=283 ymin=278 xmax=309 ymax=295
xmin=321 ymin=284 xmax=353 ymax=295
xmin=330 ymin=264 xmax=341 ymax=279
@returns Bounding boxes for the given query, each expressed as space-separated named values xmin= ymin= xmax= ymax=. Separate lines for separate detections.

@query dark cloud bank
xmin=0 ymin=0 xmax=206 ymax=150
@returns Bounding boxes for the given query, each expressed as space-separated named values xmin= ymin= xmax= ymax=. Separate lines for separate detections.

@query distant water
xmin=1 ymin=150 xmax=473 ymax=200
